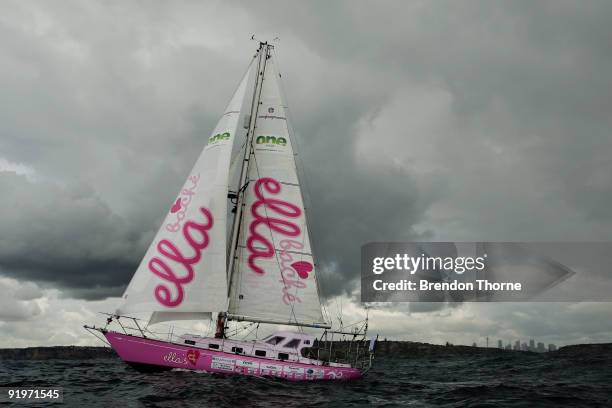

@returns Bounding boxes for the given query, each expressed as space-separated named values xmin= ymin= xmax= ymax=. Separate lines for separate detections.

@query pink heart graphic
xmin=186 ymin=349 xmax=200 ymax=365
xmin=170 ymin=198 xmax=182 ymax=213
xmin=291 ymin=261 xmax=313 ymax=279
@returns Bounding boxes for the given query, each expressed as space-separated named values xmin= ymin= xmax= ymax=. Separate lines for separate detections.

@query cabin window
xmin=278 ymin=352 xmax=289 ymax=360
xmin=232 ymin=347 xmax=243 ymax=354
xmin=303 ymin=340 xmax=311 ymax=345
xmin=209 ymin=343 xmax=219 ymax=349
xmin=285 ymin=338 xmax=301 ymax=349
xmin=266 ymin=336 xmax=286 ymax=345
xmin=184 ymin=340 xmax=196 ymax=345
xmin=255 ymin=350 xmax=266 ymax=357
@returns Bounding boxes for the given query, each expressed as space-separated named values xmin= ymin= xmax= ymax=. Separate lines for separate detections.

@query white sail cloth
xmin=228 ymin=53 xmax=327 ymax=327
xmin=116 ymin=60 xmax=255 ymax=324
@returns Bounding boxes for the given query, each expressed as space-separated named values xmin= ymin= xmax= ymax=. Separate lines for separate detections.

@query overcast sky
xmin=1 ymin=0 xmax=612 ymax=348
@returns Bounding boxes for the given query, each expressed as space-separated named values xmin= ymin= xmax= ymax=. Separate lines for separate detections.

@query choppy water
xmin=2 ymin=350 xmax=612 ymax=407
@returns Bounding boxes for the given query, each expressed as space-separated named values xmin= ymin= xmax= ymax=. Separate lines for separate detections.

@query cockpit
xmin=261 ymin=332 xmax=314 ymax=350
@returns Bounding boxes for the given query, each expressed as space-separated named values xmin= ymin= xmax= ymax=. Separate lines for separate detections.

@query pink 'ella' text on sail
xmin=247 ymin=177 xmax=302 ymax=275
xmin=148 ymin=207 xmax=213 ymax=307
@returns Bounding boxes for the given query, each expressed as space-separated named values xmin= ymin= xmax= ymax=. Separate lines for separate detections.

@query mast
xmin=225 ymin=43 xmax=330 ymax=330
xmin=216 ymin=42 xmax=271 ymax=338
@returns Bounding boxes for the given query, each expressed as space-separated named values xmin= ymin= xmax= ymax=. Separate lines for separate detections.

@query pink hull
xmin=105 ymin=331 xmax=362 ymax=381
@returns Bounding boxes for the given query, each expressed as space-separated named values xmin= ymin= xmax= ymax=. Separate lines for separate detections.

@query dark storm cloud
xmin=239 ymin=0 xmax=612 ymax=292
xmin=0 ymin=172 xmax=143 ymax=298
xmin=0 ymin=2 xmax=253 ymax=297
xmin=1 ymin=1 xmax=612 ymax=301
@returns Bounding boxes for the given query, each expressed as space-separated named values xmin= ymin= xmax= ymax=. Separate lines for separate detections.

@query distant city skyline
xmin=471 ymin=338 xmax=558 ymax=352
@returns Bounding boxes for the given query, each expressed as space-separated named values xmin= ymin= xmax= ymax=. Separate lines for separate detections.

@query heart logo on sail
xmin=170 ymin=198 xmax=182 ymax=213
xmin=291 ymin=261 xmax=313 ymax=279
xmin=186 ymin=349 xmax=200 ymax=365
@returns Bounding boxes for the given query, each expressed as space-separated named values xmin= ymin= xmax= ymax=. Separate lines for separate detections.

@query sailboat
xmin=85 ymin=42 xmax=375 ymax=381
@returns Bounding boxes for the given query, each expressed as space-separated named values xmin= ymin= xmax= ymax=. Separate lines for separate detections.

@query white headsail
xmin=228 ymin=51 xmax=328 ymax=327
xmin=117 ymin=58 xmax=256 ymax=324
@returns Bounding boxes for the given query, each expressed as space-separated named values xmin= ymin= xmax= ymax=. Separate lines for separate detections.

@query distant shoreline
xmin=1 ymin=342 xmax=610 ymax=361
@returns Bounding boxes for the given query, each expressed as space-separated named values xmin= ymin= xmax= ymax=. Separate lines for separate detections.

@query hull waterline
xmin=104 ymin=331 xmax=363 ymax=381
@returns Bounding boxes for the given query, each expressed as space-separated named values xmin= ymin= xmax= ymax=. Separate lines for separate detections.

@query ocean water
xmin=2 ymin=350 xmax=611 ymax=407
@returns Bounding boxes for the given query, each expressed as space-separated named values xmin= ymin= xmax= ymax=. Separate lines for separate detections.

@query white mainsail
xmin=228 ymin=51 xmax=328 ymax=327
xmin=117 ymin=58 xmax=256 ymax=324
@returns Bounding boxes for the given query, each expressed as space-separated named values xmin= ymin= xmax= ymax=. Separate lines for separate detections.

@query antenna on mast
xmin=249 ymin=35 xmax=280 ymax=44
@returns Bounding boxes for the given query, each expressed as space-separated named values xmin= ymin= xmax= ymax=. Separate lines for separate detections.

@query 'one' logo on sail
xmin=255 ymin=135 xmax=287 ymax=146
xmin=208 ymin=132 xmax=230 ymax=145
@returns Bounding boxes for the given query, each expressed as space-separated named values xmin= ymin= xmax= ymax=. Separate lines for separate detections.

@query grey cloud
xmin=0 ymin=171 xmax=143 ymax=298
xmin=235 ymin=2 xmax=612 ymax=296
xmin=13 ymin=280 xmax=43 ymax=301
xmin=0 ymin=278 xmax=42 ymax=321
xmin=0 ymin=0 xmax=611 ymax=309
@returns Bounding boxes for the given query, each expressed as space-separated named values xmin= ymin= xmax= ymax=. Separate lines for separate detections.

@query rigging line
xmin=239 ymin=321 xmax=259 ymax=340
xmin=228 ymin=322 xmax=255 ymax=338
xmin=338 ymin=296 xmax=344 ymax=330
xmin=227 ymin=44 xmax=304 ymax=329
xmin=336 ymin=317 xmax=368 ymax=329
xmin=227 ymin=43 xmax=269 ymax=309
xmin=272 ymin=47 xmax=332 ymax=326
xmin=225 ymin=322 xmax=243 ymax=337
